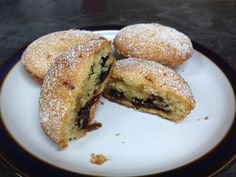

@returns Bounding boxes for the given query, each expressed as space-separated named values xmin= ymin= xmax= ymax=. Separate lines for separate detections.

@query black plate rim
xmin=0 ymin=25 xmax=236 ymax=177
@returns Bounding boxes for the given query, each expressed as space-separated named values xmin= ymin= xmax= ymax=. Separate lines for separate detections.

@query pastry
xmin=103 ymin=58 xmax=195 ymax=121
xmin=113 ymin=23 xmax=193 ymax=67
xmin=39 ymin=38 xmax=115 ymax=148
xmin=21 ymin=29 xmax=102 ymax=82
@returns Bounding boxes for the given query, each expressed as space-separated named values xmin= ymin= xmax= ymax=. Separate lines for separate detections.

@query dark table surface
xmin=0 ymin=0 xmax=236 ymax=176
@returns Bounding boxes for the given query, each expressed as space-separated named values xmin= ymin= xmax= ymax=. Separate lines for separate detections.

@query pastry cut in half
xmin=103 ymin=58 xmax=195 ymax=122
xmin=21 ymin=29 xmax=102 ymax=82
xmin=39 ymin=38 xmax=115 ymax=148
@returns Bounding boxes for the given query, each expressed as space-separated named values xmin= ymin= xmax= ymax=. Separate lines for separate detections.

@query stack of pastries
xmin=21 ymin=23 xmax=195 ymax=148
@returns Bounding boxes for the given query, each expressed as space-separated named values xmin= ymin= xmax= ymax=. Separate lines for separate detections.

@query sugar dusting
xmin=114 ymin=58 xmax=195 ymax=106
xmin=21 ymin=29 xmax=103 ymax=80
xmin=114 ymin=23 xmax=193 ymax=62
xmin=39 ymin=38 xmax=107 ymax=143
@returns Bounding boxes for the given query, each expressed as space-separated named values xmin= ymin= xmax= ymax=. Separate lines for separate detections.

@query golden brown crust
xmin=104 ymin=58 xmax=195 ymax=121
xmin=39 ymin=38 xmax=113 ymax=148
xmin=114 ymin=23 xmax=193 ymax=67
xmin=21 ymin=29 xmax=103 ymax=81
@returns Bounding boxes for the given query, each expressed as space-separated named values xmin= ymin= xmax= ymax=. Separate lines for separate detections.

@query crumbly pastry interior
xmin=105 ymin=80 xmax=184 ymax=120
xmin=107 ymin=80 xmax=171 ymax=112
xmin=66 ymin=50 xmax=114 ymax=141
xmin=39 ymin=39 xmax=115 ymax=148
xmin=103 ymin=58 xmax=195 ymax=121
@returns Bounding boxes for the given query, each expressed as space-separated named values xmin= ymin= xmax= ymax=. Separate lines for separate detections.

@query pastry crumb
xmin=115 ymin=133 xmax=121 ymax=136
xmin=204 ymin=116 xmax=208 ymax=120
xmin=90 ymin=153 xmax=108 ymax=165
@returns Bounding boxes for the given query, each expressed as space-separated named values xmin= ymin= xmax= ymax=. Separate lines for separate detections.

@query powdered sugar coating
xmin=114 ymin=23 xmax=193 ymax=67
xmin=21 ymin=29 xmax=103 ymax=81
xmin=113 ymin=58 xmax=195 ymax=106
xmin=39 ymin=38 xmax=109 ymax=144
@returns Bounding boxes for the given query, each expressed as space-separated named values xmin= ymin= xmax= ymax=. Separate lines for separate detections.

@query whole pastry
xmin=21 ymin=29 xmax=102 ymax=82
xmin=103 ymin=58 xmax=195 ymax=121
xmin=39 ymin=38 xmax=115 ymax=148
xmin=114 ymin=23 xmax=193 ymax=67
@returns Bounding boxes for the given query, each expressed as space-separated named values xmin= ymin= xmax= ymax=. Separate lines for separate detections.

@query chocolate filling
xmin=109 ymin=88 xmax=171 ymax=113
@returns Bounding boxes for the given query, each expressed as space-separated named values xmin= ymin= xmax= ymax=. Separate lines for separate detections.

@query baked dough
xmin=21 ymin=29 xmax=102 ymax=82
xmin=103 ymin=58 xmax=195 ymax=121
xmin=39 ymin=38 xmax=115 ymax=148
xmin=114 ymin=23 xmax=193 ymax=67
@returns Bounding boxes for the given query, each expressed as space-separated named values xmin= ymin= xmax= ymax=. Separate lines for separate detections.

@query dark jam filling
xmin=109 ymin=89 xmax=125 ymax=99
xmin=76 ymin=94 xmax=100 ymax=129
xmin=76 ymin=56 xmax=113 ymax=130
xmin=101 ymin=56 xmax=109 ymax=67
xmin=76 ymin=101 xmax=90 ymax=129
xmin=109 ymin=88 xmax=171 ymax=113
xmin=98 ymin=56 xmax=112 ymax=85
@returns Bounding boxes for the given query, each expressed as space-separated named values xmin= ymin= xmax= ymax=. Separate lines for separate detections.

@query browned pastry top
xmin=21 ymin=29 xmax=103 ymax=81
xmin=114 ymin=23 xmax=193 ymax=67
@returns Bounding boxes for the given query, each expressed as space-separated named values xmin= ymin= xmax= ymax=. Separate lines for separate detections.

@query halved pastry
xmin=103 ymin=58 xmax=195 ymax=122
xmin=39 ymin=38 xmax=115 ymax=148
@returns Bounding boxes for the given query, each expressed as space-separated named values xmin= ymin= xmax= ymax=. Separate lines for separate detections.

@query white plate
xmin=0 ymin=30 xmax=235 ymax=176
